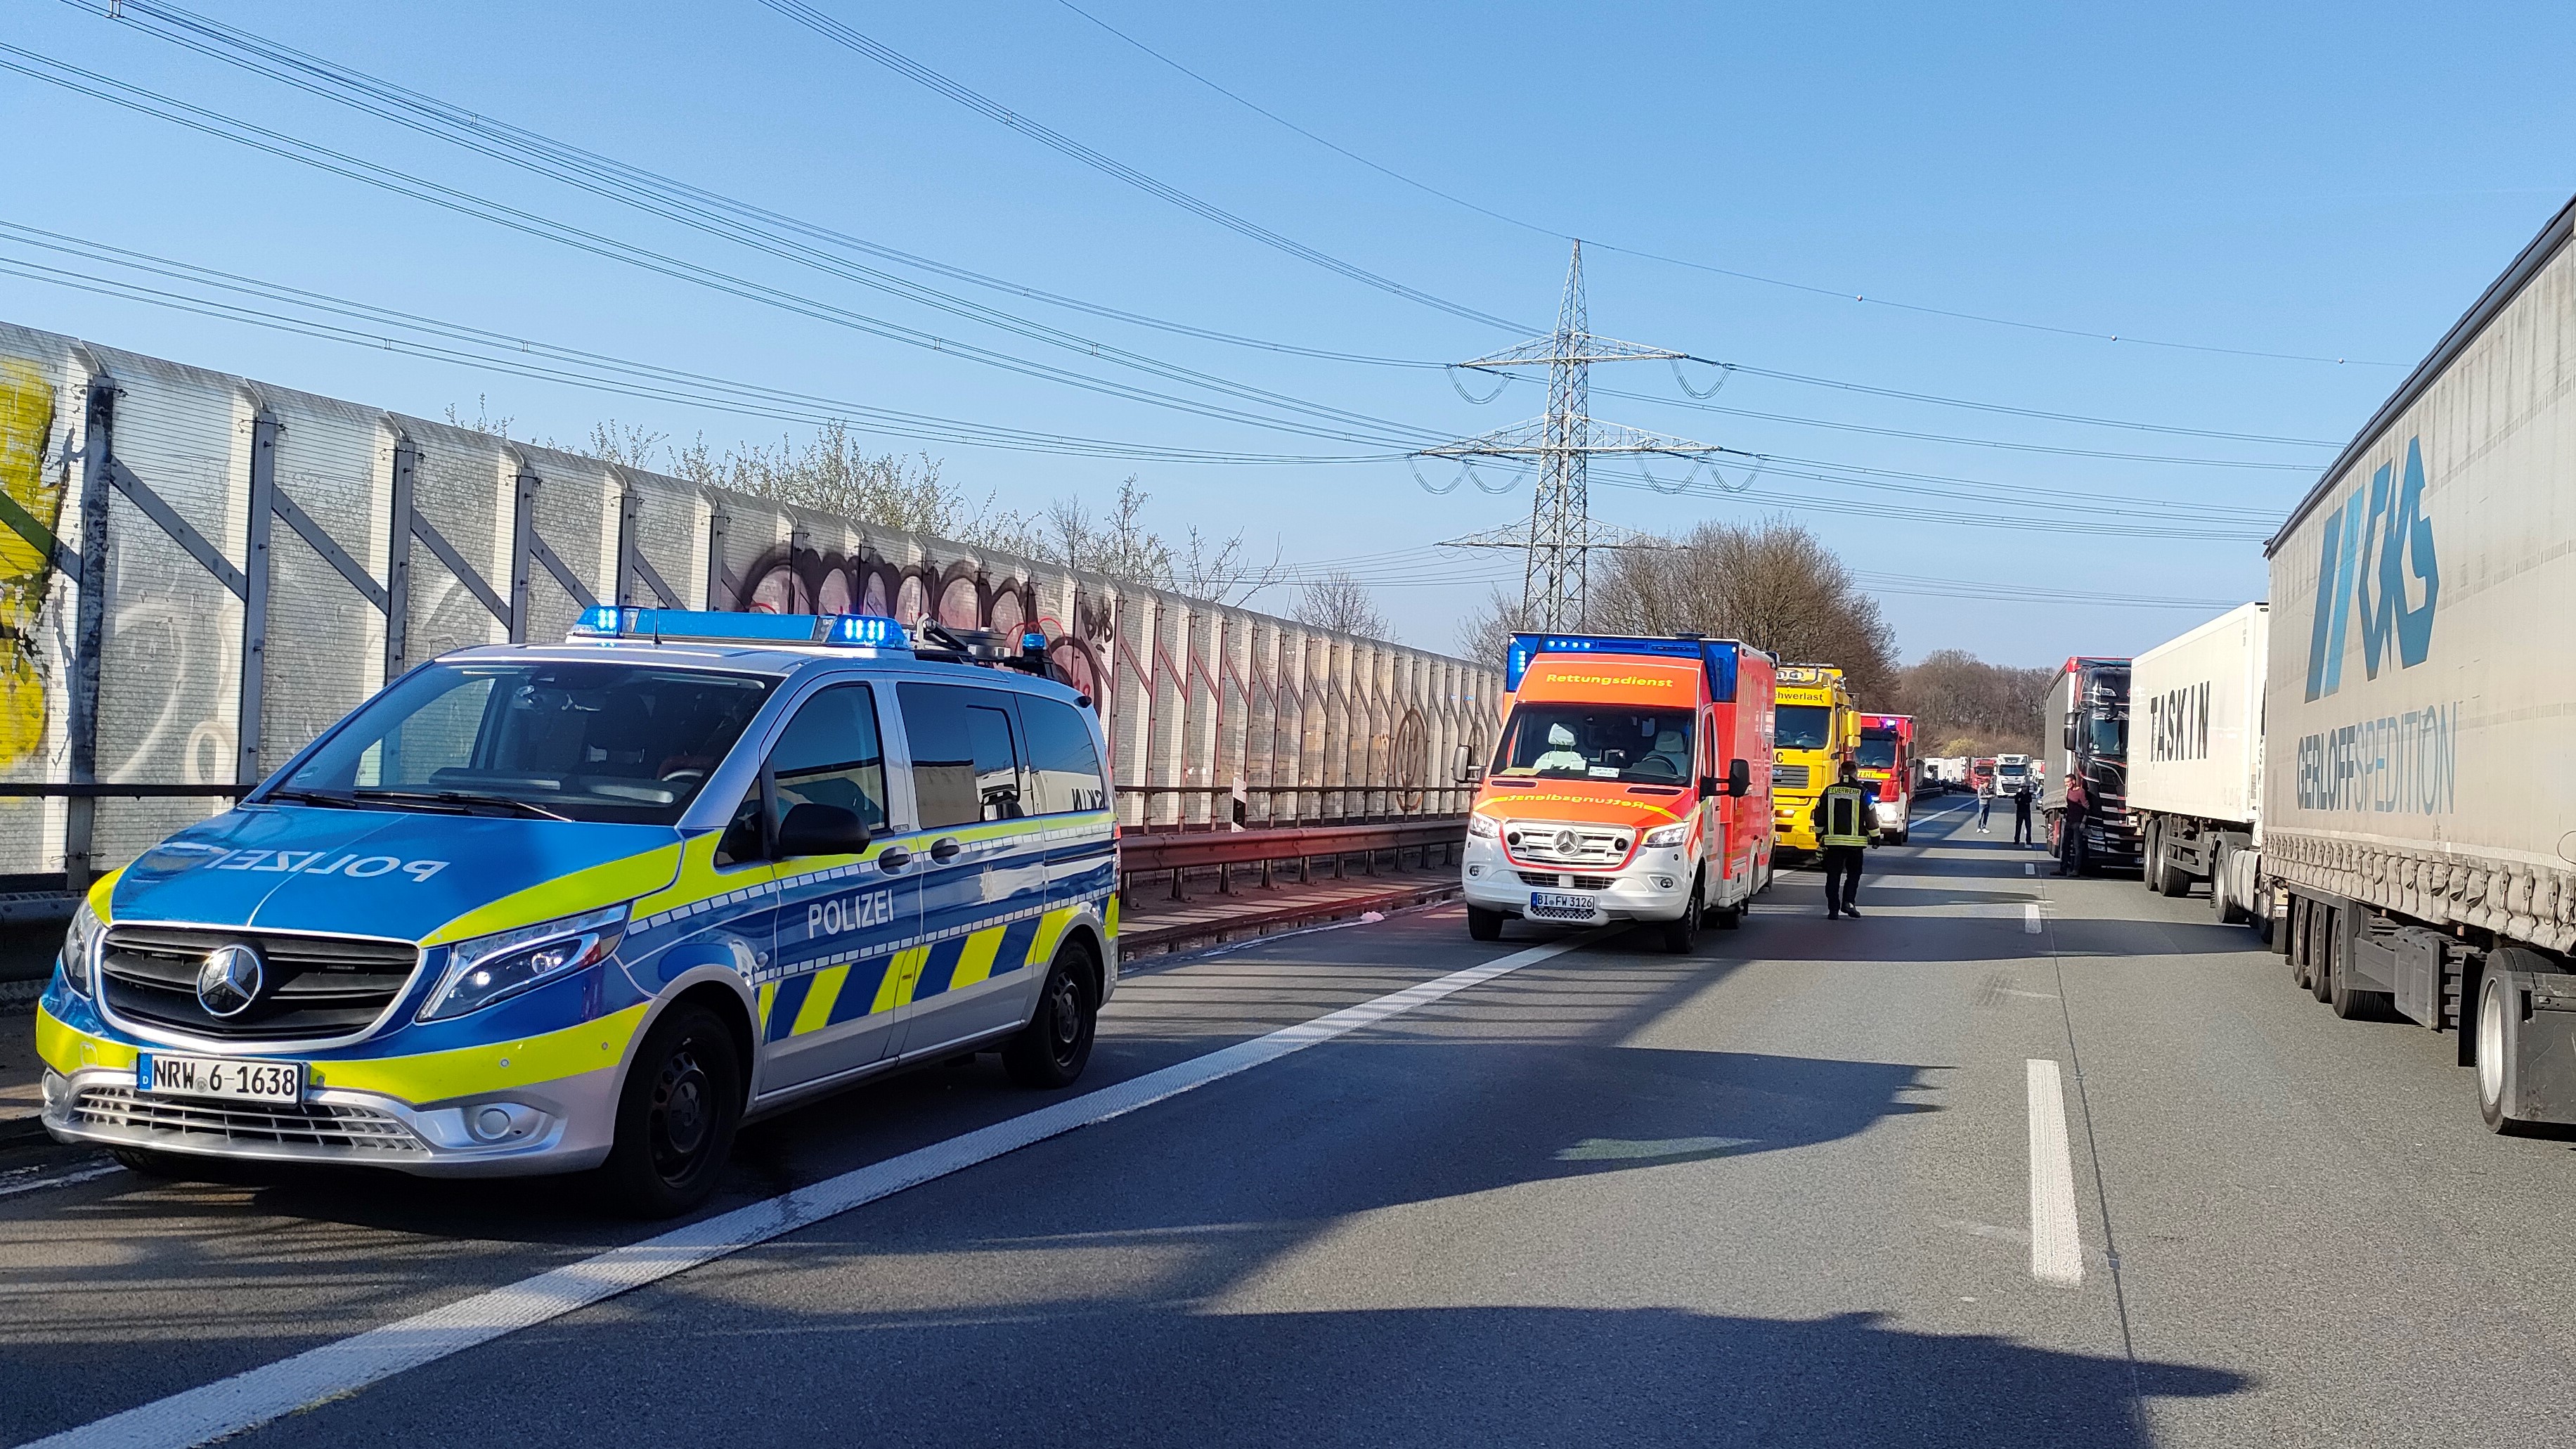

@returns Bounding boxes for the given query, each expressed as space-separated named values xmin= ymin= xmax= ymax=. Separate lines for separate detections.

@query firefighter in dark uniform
xmin=1811 ymin=760 xmax=1874 ymax=918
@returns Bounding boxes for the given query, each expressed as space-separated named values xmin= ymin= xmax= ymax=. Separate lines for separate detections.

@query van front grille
xmin=98 ymin=925 xmax=420 ymax=1042
xmin=67 ymin=1085 xmax=426 ymax=1154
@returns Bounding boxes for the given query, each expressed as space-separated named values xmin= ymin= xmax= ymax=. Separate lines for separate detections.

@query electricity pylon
xmin=1418 ymin=242 xmax=1721 ymax=629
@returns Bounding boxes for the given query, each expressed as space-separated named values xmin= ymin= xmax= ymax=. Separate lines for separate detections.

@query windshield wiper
xmin=265 ymin=787 xmax=365 ymax=810
xmin=349 ymin=787 xmax=570 ymax=821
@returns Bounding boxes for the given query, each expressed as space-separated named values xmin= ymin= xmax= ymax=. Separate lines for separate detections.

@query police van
xmin=34 ymin=609 xmax=1118 ymax=1215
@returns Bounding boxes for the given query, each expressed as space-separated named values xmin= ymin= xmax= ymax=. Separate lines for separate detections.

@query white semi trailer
xmin=2257 ymin=195 xmax=2576 ymax=1131
xmin=2132 ymin=603 xmax=2268 ymax=917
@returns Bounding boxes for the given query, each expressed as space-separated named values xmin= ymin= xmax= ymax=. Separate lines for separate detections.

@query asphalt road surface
xmin=9 ymin=797 xmax=2576 ymax=1448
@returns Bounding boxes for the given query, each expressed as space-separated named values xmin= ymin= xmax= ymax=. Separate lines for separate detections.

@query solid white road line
xmin=28 ymin=929 xmax=1607 ymax=1449
xmin=2026 ymin=1058 xmax=2084 ymax=1287
xmin=0 ymin=1161 xmax=124 ymax=1199
xmin=2022 ymin=903 xmax=2043 ymax=934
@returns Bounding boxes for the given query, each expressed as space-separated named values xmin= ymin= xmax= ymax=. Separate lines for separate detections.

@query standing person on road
xmin=1976 ymin=775 xmax=1994 ymax=832
xmin=2012 ymin=781 xmax=2035 ymax=846
xmin=1812 ymin=760 xmax=1873 ymax=919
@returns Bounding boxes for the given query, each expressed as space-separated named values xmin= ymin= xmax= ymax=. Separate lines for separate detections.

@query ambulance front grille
xmin=1503 ymin=822 xmax=1629 ymax=868
xmin=98 ymin=926 xmax=420 ymax=1043
xmin=67 ymin=1086 xmax=427 ymax=1154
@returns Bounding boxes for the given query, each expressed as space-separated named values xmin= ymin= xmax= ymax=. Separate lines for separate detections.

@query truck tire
xmin=2475 ymin=967 xmax=2544 ymax=1135
xmin=2149 ymin=830 xmax=2189 ymax=897
xmin=2289 ymin=895 xmax=2316 ymax=992
xmin=2140 ymin=820 xmax=2163 ymax=892
xmin=2330 ymin=934 xmax=2390 ymax=1020
xmin=2310 ymin=901 xmax=2336 ymax=1003
xmin=2211 ymin=844 xmax=2245 ymax=925
xmin=1467 ymin=906 xmax=1504 ymax=942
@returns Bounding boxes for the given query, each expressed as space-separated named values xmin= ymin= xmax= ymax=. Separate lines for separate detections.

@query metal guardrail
xmin=1120 ymin=816 xmax=1465 ymax=901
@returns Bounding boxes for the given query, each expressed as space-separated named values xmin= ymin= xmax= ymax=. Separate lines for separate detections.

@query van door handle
xmin=928 ymin=837 xmax=964 ymax=863
xmin=877 ymin=846 xmax=912 ymax=872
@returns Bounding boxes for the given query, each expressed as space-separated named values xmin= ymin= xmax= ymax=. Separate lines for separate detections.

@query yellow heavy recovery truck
xmin=1771 ymin=663 xmax=1857 ymax=856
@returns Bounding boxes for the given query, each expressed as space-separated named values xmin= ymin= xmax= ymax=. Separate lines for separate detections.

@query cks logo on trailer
xmin=195 ymin=943 xmax=265 ymax=1017
xmin=2305 ymin=436 xmax=2440 ymax=701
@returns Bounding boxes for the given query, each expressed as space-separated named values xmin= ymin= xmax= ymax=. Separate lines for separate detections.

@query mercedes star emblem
xmin=195 ymin=942 xmax=266 ymax=1018
xmin=1554 ymin=830 xmax=1579 ymax=855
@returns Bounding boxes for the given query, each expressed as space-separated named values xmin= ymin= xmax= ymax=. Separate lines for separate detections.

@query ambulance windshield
xmin=273 ymin=662 xmax=775 ymax=825
xmin=1491 ymin=705 xmax=1695 ymax=784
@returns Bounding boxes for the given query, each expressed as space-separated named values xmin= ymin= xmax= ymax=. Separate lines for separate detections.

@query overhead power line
xmin=0 ymin=221 xmax=1397 ymax=465
xmin=1051 ymin=0 xmax=2402 ymax=368
xmin=755 ymin=0 xmax=1531 ymax=335
xmin=0 ymin=43 xmax=1456 ymax=453
xmin=65 ymin=1 xmax=2341 ymax=459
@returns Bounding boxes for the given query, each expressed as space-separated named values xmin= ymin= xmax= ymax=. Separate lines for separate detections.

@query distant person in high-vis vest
xmin=1811 ymin=760 xmax=1874 ymax=918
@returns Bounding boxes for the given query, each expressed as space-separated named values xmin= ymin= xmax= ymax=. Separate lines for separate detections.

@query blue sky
xmin=1 ymin=0 xmax=2566 ymax=664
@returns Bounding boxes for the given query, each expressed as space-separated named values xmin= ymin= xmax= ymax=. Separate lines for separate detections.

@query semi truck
xmin=2249 ymin=193 xmax=2576 ymax=1131
xmin=2040 ymin=658 xmax=2142 ymax=875
xmin=1857 ymin=714 xmax=1915 ymax=843
xmin=1461 ymin=633 xmax=1777 ymax=952
xmin=1770 ymin=664 xmax=1856 ymax=856
xmin=1992 ymin=754 xmax=2033 ymax=799
xmin=2131 ymin=603 xmax=2268 ymax=916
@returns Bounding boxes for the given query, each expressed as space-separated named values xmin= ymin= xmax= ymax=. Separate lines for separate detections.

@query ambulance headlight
xmin=1642 ymin=823 xmax=1690 ymax=849
xmin=1467 ymin=815 xmax=1500 ymax=839
xmin=60 ymin=899 xmax=102 ymax=998
xmin=420 ymin=903 xmax=630 ymax=1022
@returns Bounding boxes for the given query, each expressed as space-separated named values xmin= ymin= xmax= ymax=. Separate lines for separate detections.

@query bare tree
xmin=666 ymin=422 xmax=1033 ymax=551
xmin=1891 ymin=649 xmax=2053 ymax=756
xmin=1591 ymin=517 xmax=1898 ymax=703
xmin=1032 ymin=477 xmax=1172 ymax=588
xmin=1290 ymin=570 xmax=1387 ymax=638
xmin=1455 ymin=585 xmax=1537 ymax=664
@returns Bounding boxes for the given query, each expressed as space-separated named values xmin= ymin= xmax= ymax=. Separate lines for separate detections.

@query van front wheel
xmin=600 ymin=1003 xmax=742 ymax=1218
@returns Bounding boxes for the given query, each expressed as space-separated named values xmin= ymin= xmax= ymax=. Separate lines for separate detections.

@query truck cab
xmin=1858 ymin=714 xmax=1915 ymax=844
xmin=1459 ymin=633 xmax=1775 ymax=953
xmin=1993 ymin=754 xmax=2032 ymax=799
xmin=1771 ymin=664 xmax=1856 ymax=856
xmin=2041 ymin=656 xmax=2142 ymax=875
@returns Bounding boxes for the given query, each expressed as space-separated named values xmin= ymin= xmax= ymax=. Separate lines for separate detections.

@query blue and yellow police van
xmin=34 ymin=608 xmax=1119 ymax=1214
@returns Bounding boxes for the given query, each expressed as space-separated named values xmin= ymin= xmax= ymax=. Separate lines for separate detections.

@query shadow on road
xmin=236 ymin=1301 xmax=2251 ymax=1449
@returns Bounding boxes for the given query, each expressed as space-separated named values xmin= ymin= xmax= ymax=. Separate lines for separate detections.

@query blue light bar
xmin=568 ymin=607 xmax=912 ymax=650
xmin=1503 ymin=632 xmax=1740 ymax=700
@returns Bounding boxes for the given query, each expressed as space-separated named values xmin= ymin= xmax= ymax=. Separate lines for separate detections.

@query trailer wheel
xmin=2474 ymin=968 xmax=2543 ymax=1134
xmin=2310 ymin=901 xmax=2336 ymax=1003
xmin=2289 ymin=896 xmax=2315 ymax=991
xmin=2211 ymin=844 xmax=2246 ymax=925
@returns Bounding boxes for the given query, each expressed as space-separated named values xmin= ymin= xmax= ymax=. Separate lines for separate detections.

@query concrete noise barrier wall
xmin=0 ymin=320 xmax=1501 ymax=886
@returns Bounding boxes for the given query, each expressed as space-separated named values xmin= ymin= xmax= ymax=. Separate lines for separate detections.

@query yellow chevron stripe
xmin=1106 ymin=894 xmax=1120 ymax=939
xmin=756 ymin=981 xmax=777 ymax=1032
xmin=873 ymin=946 xmax=928 ymax=1013
xmin=1028 ymin=906 xmax=1073 ymax=967
xmin=947 ymin=927 xmax=1005 ymax=991
xmin=792 ymin=965 xmax=849 ymax=1036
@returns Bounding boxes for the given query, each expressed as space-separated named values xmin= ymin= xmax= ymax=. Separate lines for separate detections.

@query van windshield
xmin=273 ymin=662 xmax=773 ymax=825
xmin=1492 ymin=704 xmax=1695 ymax=783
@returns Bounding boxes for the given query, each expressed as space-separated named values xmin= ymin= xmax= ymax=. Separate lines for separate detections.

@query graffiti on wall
xmin=0 ymin=360 xmax=63 ymax=768
xmin=730 ymin=541 xmax=1114 ymax=702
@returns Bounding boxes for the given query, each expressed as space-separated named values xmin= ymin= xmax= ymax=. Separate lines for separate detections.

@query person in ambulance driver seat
xmin=1811 ymin=761 xmax=1875 ymax=918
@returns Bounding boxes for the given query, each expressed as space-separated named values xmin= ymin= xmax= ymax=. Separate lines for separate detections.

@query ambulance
xmin=34 ymin=609 xmax=1118 ymax=1216
xmin=1458 ymin=633 xmax=1776 ymax=953
xmin=1857 ymin=713 xmax=1915 ymax=844
xmin=1771 ymin=663 xmax=1857 ymax=855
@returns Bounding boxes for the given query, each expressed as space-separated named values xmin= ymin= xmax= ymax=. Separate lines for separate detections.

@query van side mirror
xmin=1452 ymin=743 xmax=1483 ymax=785
xmin=776 ymin=801 xmax=872 ymax=856
xmin=1726 ymin=758 xmax=1752 ymax=797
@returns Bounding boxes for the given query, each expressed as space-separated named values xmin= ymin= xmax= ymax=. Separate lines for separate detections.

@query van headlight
xmin=1467 ymin=814 xmax=1500 ymax=839
xmin=1642 ymin=823 xmax=1690 ymax=849
xmin=60 ymin=899 xmax=101 ymax=997
xmin=420 ymin=903 xmax=630 ymax=1022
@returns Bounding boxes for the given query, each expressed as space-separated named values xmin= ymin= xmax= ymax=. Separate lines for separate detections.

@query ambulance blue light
xmin=564 ymin=609 xmax=913 ymax=649
xmin=1503 ymin=632 xmax=1740 ymax=701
